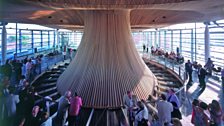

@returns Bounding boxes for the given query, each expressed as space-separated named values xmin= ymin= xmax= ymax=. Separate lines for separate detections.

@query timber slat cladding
xmin=2 ymin=0 xmax=224 ymax=30
xmin=57 ymin=10 xmax=158 ymax=108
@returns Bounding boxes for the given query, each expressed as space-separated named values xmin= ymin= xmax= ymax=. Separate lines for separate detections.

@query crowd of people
xmin=151 ymin=46 xmax=184 ymax=64
xmin=123 ymin=89 xmax=182 ymax=126
xmin=184 ymin=58 xmax=223 ymax=95
xmin=0 ymin=48 xmax=83 ymax=126
xmin=185 ymin=58 xmax=224 ymax=126
xmin=1 ymin=45 xmax=224 ymax=126
xmin=0 ymin=55 xmax=42 ymax=85
xmin=0 ymin=54 xmax=45 ymax=126
xmin=52 ymin=91 xmax=82 ymax=126
xmin=191 ymin=99 xmax=223 ymax=126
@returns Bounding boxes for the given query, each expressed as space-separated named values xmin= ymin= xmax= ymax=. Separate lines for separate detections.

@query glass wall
xmin=181 ymin=29 xmax=193 ymax=61
xmin=209 ymin=27 xmax=224 ymax=67
xmin=1 ymin=21 xmax=224 ymax=67
xmin=0 ymin=28 xmax=2 ymax=53
xmin=132 ymin=31 xmax=145 ymax=52
xmin=73 ymin=32 xmax=83 ymax=49
xmin=131 ymin=20 xmax=224 ymax=67
xmin=195 ymin=27 xmax=205 ymax=65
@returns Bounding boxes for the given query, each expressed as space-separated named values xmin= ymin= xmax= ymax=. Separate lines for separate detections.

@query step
xmin=156 ymin=76 xmax=177 ymax=81
xmin=35 ymin=82 xmax=56 ymax=92
xmin=38 ymin=87 xmax=58 ymax=97
xmin=158 ymin=81 xmax=181 ymax=88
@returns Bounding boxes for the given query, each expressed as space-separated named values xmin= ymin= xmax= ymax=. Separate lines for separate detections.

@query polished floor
xmin=142 ymin=52 xmax=223 ymax=125
xmin=181 ymin=71 xmax=223 ymax=125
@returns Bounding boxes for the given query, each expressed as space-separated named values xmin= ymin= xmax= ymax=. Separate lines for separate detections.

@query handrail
xmin=143 ymin=52 xmax=190 ymax=109
xmin=95 ymin=108 xmax=107 ymax=126
xmin=86 ymin=109 xmax=94 ymax=126
xmin=121 ymin=108 xmax=130 ymax=126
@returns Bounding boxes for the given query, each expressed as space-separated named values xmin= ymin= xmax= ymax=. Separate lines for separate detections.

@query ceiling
xmin=0 ymin=0 xmax=224 ymax=30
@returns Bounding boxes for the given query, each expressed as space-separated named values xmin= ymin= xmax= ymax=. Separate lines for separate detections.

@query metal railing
xmin=144 ymin=53 xmax=186 ymax=80
xmin=86 ymin=109 xmax=95 ymax=126
xmin=143 ymin=52 xmax=190 ymax=116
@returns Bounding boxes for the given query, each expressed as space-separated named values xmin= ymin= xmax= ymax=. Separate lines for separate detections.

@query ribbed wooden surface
xmin=57 ymin=10 xmax=157 ymax=108
xmin=27 ymin=0 xmax=194 ymax=9
xmin=2 ymin=0 xmax=224 ymax=30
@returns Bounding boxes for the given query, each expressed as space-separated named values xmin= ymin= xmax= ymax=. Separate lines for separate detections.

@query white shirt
xmin=135 ymin=105 xmax=149 ymax=122
xmin=129 ymin=98 xmax=134 ymax=107
xmin=157 ymin=100 xmax=173 ymax=125
xmin=26 ymin=62 xmax=32 ymax=70
xmin=40 ymin=117 xmax=52 ymax=126
xmin=6 ymin=94 xmax=20 ymax=117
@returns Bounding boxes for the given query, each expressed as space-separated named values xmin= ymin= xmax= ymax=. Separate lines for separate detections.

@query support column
xmin=57 ymin=10 xmax=158 ymax=108
xmin=154 ymin=30 xmax=157 ymax=47
xmin=191 ymin=29 xmax=194 ymax=62
xmin=56 ymin=29 xmax=59 ymax=50
xmin=1 ymin=22 xmax=7 ymax=65
xmin=204 ymin=23 xmax=210 ymax=62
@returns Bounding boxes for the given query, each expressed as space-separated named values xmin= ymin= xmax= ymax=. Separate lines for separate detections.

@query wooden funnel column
xmin=57 ymin=10 xmax=157 ymax=108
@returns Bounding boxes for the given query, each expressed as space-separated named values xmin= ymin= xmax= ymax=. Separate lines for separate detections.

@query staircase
xmin=30 ymin=60 xmax=184 ymax=125
xmin=146 ymin=62 xmax=182 ymax=95
xmin=31 ymin=62 xmax=69 ymax=116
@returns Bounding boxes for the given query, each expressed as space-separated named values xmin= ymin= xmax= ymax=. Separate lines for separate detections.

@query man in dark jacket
xmin=185 ymin=60 xmax=193 ymax=84
xmin=198 ymin=64 xmax=207 ymax=94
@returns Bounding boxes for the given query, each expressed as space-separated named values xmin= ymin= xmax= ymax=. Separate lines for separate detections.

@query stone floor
xmin=142 ymin=53 xmax=223 ymax=125
xmin=180 ymin=71 xmax=223 ymax=125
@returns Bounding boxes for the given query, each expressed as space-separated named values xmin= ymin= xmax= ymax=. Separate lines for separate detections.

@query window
xmin=195 ymin=27 xmax=205 ymax=65
xmin=42 ymin=31 xmax=49 ymax=49
xmin=210 ymin=27 xmax=224 ymax=67
xmin=73 ymin=32 xmax=83 ymax=49
xmin=33 ymin=31 xmax=41 ymax=49
xmin=172 ymin=30 xmax=180 ymax=54
xmin=0 ymin=28 xmax=2 ymax=53
xmin=181 ymin=29 xmax=193 ymax=61
xmin=49 ymin=31 xmax=55 ymax=48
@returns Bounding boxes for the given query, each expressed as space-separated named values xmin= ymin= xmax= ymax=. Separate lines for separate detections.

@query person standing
xmin=209 ymin=100 xmax=223 ymax=126
xmin=36 ymin=56 xmax=42 ymax=75
xmin=134 ymin=101 xmax=149 ymax=126
xmin=53 ymin=91 xmax=71 ymax=126
xmin=167 ymin=89 xmax=182 ymax=120
xmin=204 ymin=58 xmax=214 ymax=76
xmin=25 ymin=59 xmax=32 ymax=82
xmin=194 ymin=102 xmax=210 ymax=126
xmin=123 ymin=91 xmax=137 ymax=126
xmin=3 ymin=60 xmax=12 ymax=79
xmin=143 ymin=44 xmax=146 ymax=53
xmin=221 ymin=68 xmax=224 ymax=91
xmin=198 ymin=64 xmax=207 ymax=91
xmin=156 ymin=94 xmax=173 ymax=126
xmin=68 ymin=92 xmax=82 ymax=126
xmin=185 ymin=60 xmax=193 ymax=84
xmin=5 ymin=88 xmax=20 ymax=126
xmin=69 ymin=48 xmax=73 ymax=62
xmin=63 ymin=46 xmax=67 ymax=61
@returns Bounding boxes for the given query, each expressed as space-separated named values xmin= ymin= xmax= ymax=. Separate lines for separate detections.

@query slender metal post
xmin=86 ymin=109 xmax=94 ymax=126
xmin=15 ymin=23 xmax=18 ymax=55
